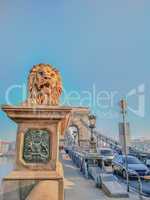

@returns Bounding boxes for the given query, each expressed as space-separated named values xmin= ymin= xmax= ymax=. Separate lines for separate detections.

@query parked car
xmin=112 ymin=155 xmax=150 ymax=179
xmin=98 ymin=148 xmax=114 ymax=166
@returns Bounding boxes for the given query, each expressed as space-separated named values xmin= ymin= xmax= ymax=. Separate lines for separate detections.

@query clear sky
xmin=0 ymin=0 xmax=150 ymax=141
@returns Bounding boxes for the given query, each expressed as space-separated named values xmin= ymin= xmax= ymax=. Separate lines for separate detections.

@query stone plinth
xmin=2 ymin=105 xmax=72 ymax=200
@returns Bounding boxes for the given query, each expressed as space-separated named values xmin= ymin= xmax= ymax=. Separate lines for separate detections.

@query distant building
xmin=131 ymin=138 xmax=150 ymax=153
xmin=0 ymin=141 xmax=10 ymax=155
xmin=0 ymin=140 xmax=16 ymax=156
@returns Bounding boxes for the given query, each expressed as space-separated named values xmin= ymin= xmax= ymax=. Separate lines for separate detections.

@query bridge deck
xmin=62 ymin=152 xmax=140 ymax=200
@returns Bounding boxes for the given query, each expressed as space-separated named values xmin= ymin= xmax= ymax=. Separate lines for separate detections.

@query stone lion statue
xmin=27 ymin=64 xmax=62 ymax=105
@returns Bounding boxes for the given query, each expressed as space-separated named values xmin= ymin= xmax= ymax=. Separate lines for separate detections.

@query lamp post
xmin=73 ymin=130 xmax=77 ymax=146
xmin=120 ymin=98 xmax=129 ymax=192
xmin=88 ymin=114 xmax=97 ymax=153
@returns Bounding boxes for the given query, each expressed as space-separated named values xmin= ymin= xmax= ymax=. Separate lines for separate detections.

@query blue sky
xmin=0 ymin=0 xmax=150 ymax=141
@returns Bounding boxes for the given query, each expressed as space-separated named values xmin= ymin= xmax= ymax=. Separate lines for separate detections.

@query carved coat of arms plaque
xmin=23 ymin=129 xmax=50 ymax=163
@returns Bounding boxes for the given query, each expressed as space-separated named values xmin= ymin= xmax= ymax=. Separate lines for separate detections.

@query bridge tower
xmin=65 ymin=107 xmax=91 ymax=148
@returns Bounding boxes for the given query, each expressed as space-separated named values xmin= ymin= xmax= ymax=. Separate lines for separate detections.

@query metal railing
xmin=122 ymin=168 xmax=143 ymax=199
xmin=136 ymin=173 xmax=143 ymax=199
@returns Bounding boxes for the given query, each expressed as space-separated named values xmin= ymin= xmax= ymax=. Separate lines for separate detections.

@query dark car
xmin=112 ymin=155 xmax=150 ymax=179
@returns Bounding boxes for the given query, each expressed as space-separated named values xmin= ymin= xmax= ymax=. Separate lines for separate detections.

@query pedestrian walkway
xmin=61 ymin=152 xmax=145 ymax=200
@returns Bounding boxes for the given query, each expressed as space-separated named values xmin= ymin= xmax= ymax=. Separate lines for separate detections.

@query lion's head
xmin=27 ymin=64 xmax=62 ymax=105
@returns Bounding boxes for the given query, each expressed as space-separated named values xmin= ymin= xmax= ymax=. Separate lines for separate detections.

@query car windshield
xmin=125 ymin=157 xmax=142 ymax=164
xmin=87 ymin=159 xmax=98 ymax=166
xmin=100 ymin=150 xmax=113 ymax=156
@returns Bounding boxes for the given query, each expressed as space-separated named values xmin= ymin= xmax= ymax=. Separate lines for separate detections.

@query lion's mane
xmin=27 ymin=64 xmax=62 ymax=105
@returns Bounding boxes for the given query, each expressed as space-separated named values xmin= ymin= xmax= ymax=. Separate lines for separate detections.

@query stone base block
xmin=1 ymin=179 xmax=37 ymax=200
xmin=26 ymin=179 xmax=64 ymax=200
xmin=1 ymin=162 xmax=64 ymax=200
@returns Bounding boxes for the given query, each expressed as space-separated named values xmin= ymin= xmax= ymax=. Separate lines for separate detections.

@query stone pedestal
xmin=89 ymin=138 xmax=97 ymax=153
xmin=2 ymin=105 xmax=72 ymax=200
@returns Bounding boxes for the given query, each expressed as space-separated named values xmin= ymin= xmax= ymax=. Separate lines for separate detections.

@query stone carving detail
xmin=23 ymin=129 xmax=50 ymax=163
xmin=27 ymin=64 xmax=62 ymax=105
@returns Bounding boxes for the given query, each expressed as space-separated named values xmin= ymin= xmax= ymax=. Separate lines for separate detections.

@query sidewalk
xmin=61 ymin=152 xmax=143 ymax=200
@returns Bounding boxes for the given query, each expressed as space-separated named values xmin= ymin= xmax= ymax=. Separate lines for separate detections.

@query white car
xmin=98 ymin=148 xmax=114 ymax=166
